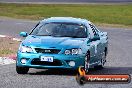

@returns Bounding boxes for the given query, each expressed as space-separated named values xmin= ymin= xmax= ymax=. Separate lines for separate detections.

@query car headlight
xmin=19 ymin=45 xmax=33 ymax=53
xmin=65 ymin=49 xmax=82 ymax=55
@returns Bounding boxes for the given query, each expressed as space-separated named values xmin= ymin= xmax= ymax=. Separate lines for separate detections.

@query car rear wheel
xmin=94 ymin=50 xmax=107 ymax=69
xmin=84 ymin=52 xmax=90 ymax=73
xmin=16 ymin=66 xmax=29 ymax=74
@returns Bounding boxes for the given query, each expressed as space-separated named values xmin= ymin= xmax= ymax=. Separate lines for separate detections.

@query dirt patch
xmin=0 ymin=37 xmax=20 ymax=57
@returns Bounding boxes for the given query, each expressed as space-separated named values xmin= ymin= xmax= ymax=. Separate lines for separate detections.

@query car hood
xmin=22 ymin=35 xmax=86 ymax=49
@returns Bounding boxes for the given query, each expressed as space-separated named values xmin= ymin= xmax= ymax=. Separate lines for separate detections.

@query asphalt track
xmin=0 ymin=0 xmax=132 ymax=4
xmin=0 ymin=17 xmax=132 ymax=88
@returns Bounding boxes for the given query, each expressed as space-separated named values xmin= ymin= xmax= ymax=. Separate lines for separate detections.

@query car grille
xmin=31 ymin=58 xmax=63 ymax=66
xmin=35 ymin=48 xmax=60 ymax=54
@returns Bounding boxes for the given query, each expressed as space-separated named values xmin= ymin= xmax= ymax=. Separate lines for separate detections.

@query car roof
xmin=40 ymin=17 xmax=91 ymax=25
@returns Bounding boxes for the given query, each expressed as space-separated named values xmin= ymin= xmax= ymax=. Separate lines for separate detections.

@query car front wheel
xmin=84 ymin=52 xmax=90 ymax=73
xmin=16 ymin=66 xmax=29 ymax=74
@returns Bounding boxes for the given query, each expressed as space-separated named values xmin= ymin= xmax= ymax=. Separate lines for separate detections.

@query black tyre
xmin=94 ymin=50 xmax=107 ymax=69
xmin=16 ymin=66 xmax=29 ymax=74
xmin=84 ymin=52 xmax=90 ymax=73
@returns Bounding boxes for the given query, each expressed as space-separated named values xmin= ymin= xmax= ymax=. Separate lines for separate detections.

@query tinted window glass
xmin=31 ymin=22 xmax=87 ymax=38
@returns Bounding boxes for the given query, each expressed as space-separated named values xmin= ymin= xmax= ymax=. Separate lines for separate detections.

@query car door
xmin=98 ymin=31 xmax=108 ymax=59
xmin=91 ymin=23 xmax=108 ymax=57
xmin=89 ymin=24 xmax=102 ymax=62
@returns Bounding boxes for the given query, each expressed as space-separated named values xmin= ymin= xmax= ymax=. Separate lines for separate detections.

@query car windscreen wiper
xmin=65 ymin=36 xmax=86 ymax=38
xmin=35 ymin=34 xmax=53 ymax=36
xmin=57 ymin=35 xmax=80 ymax=38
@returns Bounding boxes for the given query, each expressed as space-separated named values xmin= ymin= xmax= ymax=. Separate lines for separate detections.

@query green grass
xmin=0 ymin=3 xmax=132 ymax=26
xmin=0 ymin=49 xmax=14 ymax=56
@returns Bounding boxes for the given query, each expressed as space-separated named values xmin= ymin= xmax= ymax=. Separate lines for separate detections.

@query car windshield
xmin=30 ymin=22 xmax=87 ymax=38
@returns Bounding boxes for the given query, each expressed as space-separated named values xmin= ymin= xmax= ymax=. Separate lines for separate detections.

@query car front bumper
xmin=16 ymin=51 xmax=85 ymax=70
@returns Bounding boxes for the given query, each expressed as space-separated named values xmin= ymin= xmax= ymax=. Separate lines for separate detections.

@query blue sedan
xmin=16 ymin=17 xmax=108 ymax=74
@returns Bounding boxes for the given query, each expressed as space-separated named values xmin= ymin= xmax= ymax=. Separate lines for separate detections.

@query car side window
xmin=89 ymin=24 xmax=99 ymax=37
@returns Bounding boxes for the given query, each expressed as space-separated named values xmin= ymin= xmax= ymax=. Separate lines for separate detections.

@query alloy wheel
xmin=84 ymin=53 xmax=90 ymax=73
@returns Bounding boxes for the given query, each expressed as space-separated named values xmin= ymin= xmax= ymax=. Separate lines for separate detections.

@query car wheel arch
xmin=104 ymin=47 xmax=108 ymax=56
xmin=87 ymin=50 xmax=90 ymax=55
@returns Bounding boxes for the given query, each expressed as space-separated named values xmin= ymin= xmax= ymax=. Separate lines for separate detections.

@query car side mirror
xmin=20 ymin=32 xmax=28 ymax=37
xmin=91 ymin=36 xmax=100 ymax=41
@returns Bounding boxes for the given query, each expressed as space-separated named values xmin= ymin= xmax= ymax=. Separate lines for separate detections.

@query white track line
xmin=0 ymin=34 xmax=22 ymax=42
xmin=12 ymin=38 xmax=22 ymax=42
xmin=0 ymin=34 xmax=20 ymax=65
xmin=0 ymin=57 xmax=15 ymax=65
xmin=0 ymin=35 xmax=6 ymax=37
